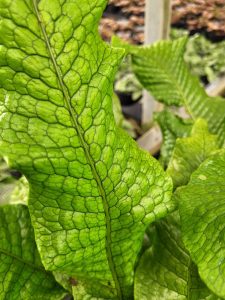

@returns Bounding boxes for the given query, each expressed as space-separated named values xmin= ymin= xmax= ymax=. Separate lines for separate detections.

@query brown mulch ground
xmin=100 ymin=0 xmax=225 ymax=44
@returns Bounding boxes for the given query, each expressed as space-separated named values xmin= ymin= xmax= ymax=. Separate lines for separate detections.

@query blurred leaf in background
xmin=0 ymin=157 xmax=28 ymax=206
xmin=171 ymin=29 xmax=225 ymax=83
xmin=114 ymin=55 xmax=143 ymax=102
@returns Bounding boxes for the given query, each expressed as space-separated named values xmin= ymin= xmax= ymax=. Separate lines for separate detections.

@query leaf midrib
xmin=32 ymin=1 xmax=122 ymax=299
xmin=138 ymin=56 xmax=192 ymax=109
xmin=133 ymin=42 xmax=202 ymax=117
xmin=0 ymin=247 xmax=45 ymax=273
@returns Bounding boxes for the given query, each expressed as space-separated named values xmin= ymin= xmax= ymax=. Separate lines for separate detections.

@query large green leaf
xmin=0 ymin=204 xmax=67 ymax=299
xmin=175 ymin=149 xmax=225 ymax=298
xmin=167 ymin=119 xmax=219 ymax=188
xmin=0 ymin=1 xmax=174 ymax=298
xmin=113 ymin=36 xmax=225 ymax=145
xmin=134 ymin=214 xmax=219 ymax=300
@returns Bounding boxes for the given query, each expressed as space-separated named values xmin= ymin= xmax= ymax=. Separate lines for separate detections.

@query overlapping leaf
xmin=134 ymin=214 xmax=220 ymax=300
xmin=175 ymin=150 xmax=225 ymax=298
xmin=0 ymin=0 xmax=174 ymax=298
xmin=155 ymin=110 xmax=192 ymax=167
xmin=167 ymin=119 xmax=219 ymax=188
xmin=0 ymin=204 xmax=66 ymax=299
xmin=113 ymin=36 xmax=225 ymax=146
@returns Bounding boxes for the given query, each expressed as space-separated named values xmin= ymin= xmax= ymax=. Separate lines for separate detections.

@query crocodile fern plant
xmin=0 ymin=0 xmax=174 ymax=299
xmin=112 ymin=34 xmax=225 ymax=299
xmin=0 ymin=1 xmax=225 ymax=299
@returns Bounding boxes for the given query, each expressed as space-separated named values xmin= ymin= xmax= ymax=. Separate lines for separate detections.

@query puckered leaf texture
xmin=175 ymin=150 xmax=225 ymax=298
xmin=0 ymin=0 xmax=174 ymax=298
xmin=0 ymin=204 xmax=67 ymax=300
xmin=134 ymin=214 xmax=220 ymax=300
xmin=167 ymin=119 xmax=219 ymax=188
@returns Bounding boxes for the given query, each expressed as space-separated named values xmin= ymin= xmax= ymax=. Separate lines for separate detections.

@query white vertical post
xmin=142 ymin=0 xmax=171 ymax=125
